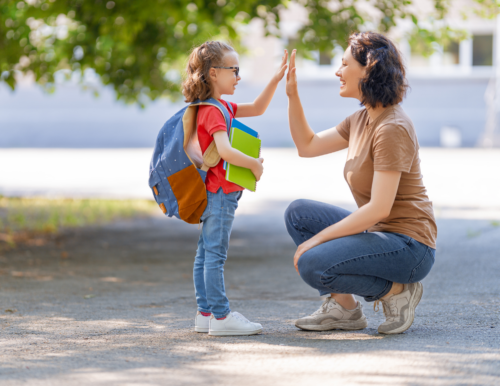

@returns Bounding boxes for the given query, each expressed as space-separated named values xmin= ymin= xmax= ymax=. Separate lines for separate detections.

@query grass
xmin=0 ymin=196 xmax=158 ymax=248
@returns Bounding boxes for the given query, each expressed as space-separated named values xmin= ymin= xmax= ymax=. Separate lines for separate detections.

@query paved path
xmin=0 ymin=148 xmax=499 ymax=385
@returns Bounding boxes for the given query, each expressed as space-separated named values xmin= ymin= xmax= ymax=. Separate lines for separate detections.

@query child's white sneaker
xmin=195 ymin=311 xmax=211 ymax=333
xmin=209 ymin=311 xmax=262 ymax=336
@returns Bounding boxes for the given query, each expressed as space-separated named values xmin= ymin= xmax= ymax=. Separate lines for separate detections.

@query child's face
xmin=209 ymin=51 xmax=241 ymax=97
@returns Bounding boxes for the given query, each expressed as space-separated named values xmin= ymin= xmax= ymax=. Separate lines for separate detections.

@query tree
xmin=0 ymin=0 xmax=495 ymax=105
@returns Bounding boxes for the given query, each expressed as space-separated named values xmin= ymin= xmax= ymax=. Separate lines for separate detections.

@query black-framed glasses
xmin=212 ymin=66 xmax=239 ymax=76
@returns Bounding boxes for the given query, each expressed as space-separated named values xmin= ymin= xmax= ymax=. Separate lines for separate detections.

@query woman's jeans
xmin=285 ymin=199 xmax=435 ymax=302
xmin=193 ymin=188 xmax=242 ymax=319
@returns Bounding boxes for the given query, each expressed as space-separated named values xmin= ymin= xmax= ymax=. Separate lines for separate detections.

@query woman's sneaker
xmin=295 ymin=297 xmax=368 ymax=331
xmin=375 ymin=282 xmax=423 ymax=335
xmin=195 ymin=311 xmax=210 ymax=333
xmin=208 ymin=311 xmax=262 ymax=336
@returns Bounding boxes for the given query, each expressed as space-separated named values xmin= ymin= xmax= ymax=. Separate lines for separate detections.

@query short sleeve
xmin=228 ymin=101 xmax=238 ymax=117
xmin=198 ymin=106 xmax=228 ymax=137
xmin=373 ymin=124 xmax=416 ymax=172
xmin=336 ymin=115 xmax=350 ymax=141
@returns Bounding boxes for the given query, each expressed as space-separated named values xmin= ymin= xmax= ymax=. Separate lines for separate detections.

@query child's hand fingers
xmin=282 ymin=50 xmax=288 ymax=66
xmin=279 ymin=64 xmax=288 ymax=77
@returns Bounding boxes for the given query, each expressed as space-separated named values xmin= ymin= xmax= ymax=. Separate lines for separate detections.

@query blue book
xmin=224 ymin=119 xmax=259 ymax=170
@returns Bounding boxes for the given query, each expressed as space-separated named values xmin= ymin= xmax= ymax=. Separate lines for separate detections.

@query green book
xmin=225 ymin=127 xmax=261 ymax=192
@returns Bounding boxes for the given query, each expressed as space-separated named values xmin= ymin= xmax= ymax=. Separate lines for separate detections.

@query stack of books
xmin=224 ymin=120 xmax=261 ymax=192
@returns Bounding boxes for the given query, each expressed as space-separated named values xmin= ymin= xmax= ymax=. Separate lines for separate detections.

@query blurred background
xmin=0 ymin=0 xmax=499 ymax=237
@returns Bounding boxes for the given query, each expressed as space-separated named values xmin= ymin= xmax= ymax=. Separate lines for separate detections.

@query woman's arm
xmin=286 ymin=49 xmax=348 ymax=157
xmin=235 ymin=50 xmax=288 ymax=118
xmin=293 ymin=170 xmax=402 ymax=272
xmin=212 ymin=131 xmax=264 ymax=181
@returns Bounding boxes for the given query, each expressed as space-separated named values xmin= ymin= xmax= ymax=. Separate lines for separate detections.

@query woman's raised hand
xmin=286 ymin=49 xmax=298 ymax=97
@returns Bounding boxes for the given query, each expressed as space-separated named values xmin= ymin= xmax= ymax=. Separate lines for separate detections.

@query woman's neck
xmin=365 ymin=104 xmax=391 ymax=124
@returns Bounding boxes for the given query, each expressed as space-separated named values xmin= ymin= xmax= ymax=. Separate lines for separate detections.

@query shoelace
xmin=373 ymin=298 xmax=397 ymax=322
xmin=311 ymin=297 xmax=335 ymax=316
xmin=232 ymin=312 xmax=250 ymax=323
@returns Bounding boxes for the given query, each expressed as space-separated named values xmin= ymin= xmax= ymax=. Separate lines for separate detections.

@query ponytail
xmin=182 ymin=41 xmax=235 ymax=102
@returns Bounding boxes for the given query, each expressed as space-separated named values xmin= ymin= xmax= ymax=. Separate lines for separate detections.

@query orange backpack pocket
xmin=168 ymin=165 xmax=207 ymax=224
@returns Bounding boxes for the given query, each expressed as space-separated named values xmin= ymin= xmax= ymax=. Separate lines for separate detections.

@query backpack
xmin=148 ymin=98 xmax=233 ymax=224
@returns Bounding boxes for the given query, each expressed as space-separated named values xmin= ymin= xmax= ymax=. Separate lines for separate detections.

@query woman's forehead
xmin=343 ymin=46 xmax=352 ymax=61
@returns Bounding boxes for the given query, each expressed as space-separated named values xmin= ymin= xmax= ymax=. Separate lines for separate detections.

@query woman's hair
xmin=348 ymin=32 xmax=410 ymax=109
xmin=182 ymin=41 xmax=235 ymax=102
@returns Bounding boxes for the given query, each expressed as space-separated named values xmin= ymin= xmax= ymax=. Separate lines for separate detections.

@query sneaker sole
xmin=195 ymin=327 xmax=208 ymax=333
xmin=378 ymin=282 xmax=423 ymax=335
xmin=295 ymin=317 xmax=368 ymax=331
xmin=208 ymin=328 xmax=262 ymax=336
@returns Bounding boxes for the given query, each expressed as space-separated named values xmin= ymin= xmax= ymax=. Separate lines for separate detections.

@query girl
xmin=182 ymin=41 xmax=288 ymax=336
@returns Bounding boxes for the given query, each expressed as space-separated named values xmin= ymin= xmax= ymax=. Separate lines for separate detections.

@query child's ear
xmin=209 ymin=68 xmax=217 ymax=82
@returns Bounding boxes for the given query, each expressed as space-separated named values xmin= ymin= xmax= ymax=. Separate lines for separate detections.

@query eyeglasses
xmin=212 ymin=66 xmax=239 ymax=76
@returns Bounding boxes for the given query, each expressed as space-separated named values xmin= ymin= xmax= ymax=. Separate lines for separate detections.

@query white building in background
xmin=240 ymin=1 xmax=498 ymax=83
xmin=238 ymin=0 xmax=499 ymax=147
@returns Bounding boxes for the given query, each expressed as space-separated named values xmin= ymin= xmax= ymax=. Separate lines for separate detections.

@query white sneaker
xmin=195 ymin=311 xmax=211 ymax=333
xmin=208 ymin=311 xmax=262 ymax=336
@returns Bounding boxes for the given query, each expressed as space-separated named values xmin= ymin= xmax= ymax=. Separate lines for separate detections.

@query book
xmin=224 ymin=119 xmax=258 ymax=170
xmin=225 ymin=127 xmax=261 ymax=192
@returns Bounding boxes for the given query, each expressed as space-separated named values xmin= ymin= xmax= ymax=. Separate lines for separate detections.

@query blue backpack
xmin=148 ymin=98 xmax=233 ymax=224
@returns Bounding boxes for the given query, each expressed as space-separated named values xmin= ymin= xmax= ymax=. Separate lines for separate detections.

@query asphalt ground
xmin=1 ymin=148 xmax=499 ymax=385
xmin=1 ymin=200 xmax=499 ymax=385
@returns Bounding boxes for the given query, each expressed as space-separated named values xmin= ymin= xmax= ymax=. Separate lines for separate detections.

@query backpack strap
xmin=190 ymin=98 xmax=233 ymax=172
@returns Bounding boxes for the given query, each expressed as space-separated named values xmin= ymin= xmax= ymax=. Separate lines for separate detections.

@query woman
xmin=284 ymin=32 xmax=437 ymax=335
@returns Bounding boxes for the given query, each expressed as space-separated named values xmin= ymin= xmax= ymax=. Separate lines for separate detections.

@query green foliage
xmin=0 ymin=196 xmax=157 ymax=235
xmin=0 ymin=0 xmax=489 ymax=105
xmin=0 ymin=0 xmax=284 ymax=105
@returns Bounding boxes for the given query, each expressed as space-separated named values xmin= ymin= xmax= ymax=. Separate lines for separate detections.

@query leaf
xmin=5 ymin=309 xmax=17 ymax=313
xmin=84 ymin=294 xmax=97 ymax=299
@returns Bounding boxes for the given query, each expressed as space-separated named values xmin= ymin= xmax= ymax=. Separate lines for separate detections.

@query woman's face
xmin=335 ymin=46 xmax=366 ymax=101
xmin=209 ymin=51 xmax=241 ymax=97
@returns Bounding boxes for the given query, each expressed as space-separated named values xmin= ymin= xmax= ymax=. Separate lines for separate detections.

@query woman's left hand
xmin=294 ymin=237 xmax=322 ymax=274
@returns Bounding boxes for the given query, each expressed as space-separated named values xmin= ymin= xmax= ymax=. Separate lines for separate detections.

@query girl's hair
xmin=348 ymin=32 xmax=410 ymax=109
xmin=182 ymin=41 xmax=236 ymax=102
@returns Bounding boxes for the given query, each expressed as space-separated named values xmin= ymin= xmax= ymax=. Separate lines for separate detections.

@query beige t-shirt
xmin=336 ymin=104 xmax=437 ymax=249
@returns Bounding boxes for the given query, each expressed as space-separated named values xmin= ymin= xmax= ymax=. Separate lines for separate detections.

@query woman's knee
xmin=297 ymin=250 xmax=324 ymax=287
xmin=285 ymin=199 xmax=314 ymax=223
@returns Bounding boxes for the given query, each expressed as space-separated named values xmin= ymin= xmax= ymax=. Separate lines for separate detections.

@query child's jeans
xmin=193 ymin=187 xmax=242 ymax=319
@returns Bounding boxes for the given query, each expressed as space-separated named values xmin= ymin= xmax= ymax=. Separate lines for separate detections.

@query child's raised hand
xmin=251 ymin=158 xmax=264 ymax=182
xmin=273 ymin=50 xmax=288 ymax=83
xmin=286 ymin=49 xmax=298 ymax=97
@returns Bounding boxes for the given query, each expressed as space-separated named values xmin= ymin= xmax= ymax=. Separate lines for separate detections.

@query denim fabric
xmin=193 ymin=188 xmax=242 ymax=318
xmin=285 ymin=199 xmax=435 ymax=302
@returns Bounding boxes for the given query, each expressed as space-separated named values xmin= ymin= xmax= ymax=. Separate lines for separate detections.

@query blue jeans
xmin=193 ymin=188 xmax=242 ymax=318
xmin=285 ymin=199 xmax=435 ymax=302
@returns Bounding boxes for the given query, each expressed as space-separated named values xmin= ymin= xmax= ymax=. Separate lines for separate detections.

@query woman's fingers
xmin=290 ymin=49 xmax=296 ymax=70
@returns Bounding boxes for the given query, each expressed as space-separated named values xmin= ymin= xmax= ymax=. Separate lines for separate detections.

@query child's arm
xmin=235 ymin=50 xmax=288 ymax=118
xmin=212 ymin=131 xmax=264 ymax=181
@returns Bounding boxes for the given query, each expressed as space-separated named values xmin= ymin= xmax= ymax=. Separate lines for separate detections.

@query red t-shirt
xmin=197 ymin=100 xmax=243 ymax=194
